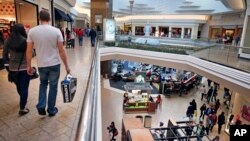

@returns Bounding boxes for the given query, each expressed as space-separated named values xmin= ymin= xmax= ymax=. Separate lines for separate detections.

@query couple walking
xmin=3 ymin=10 xmax=70 ymax=116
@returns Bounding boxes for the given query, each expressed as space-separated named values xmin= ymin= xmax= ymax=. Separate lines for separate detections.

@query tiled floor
xmin=101 ymin=78 xmax=230 ymax=141
xmin=0 ymin=38 xmax=94 ymax=141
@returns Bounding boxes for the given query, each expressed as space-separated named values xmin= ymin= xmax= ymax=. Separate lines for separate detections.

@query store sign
xmin=103 ymin=19 xmax=115 ymax=42
xmin=241 ymin=105 xmax=250 ymax=121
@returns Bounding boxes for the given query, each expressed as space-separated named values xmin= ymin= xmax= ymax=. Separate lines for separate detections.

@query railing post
xmin=226 ymin=46 xmax=230 ymax=64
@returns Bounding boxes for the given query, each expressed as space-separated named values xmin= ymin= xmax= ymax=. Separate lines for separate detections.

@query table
xmin=128 ymin=129 xmax=154 ymax=141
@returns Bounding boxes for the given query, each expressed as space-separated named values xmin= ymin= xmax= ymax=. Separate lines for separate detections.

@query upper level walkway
xmin=0 ymin=39 xmax=94 ymax=141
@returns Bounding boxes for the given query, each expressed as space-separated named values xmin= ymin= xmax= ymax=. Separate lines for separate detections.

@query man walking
xmin=217 ymin=112 xmax=225 ymax=134
xmin=89 ymin=27 xmax=97 ymax=47
xmin=26 ymin=10 xmax=70 ymax=116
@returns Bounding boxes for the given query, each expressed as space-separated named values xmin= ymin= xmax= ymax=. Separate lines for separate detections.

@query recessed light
xmin=19 ymin=2 xmax=24 ymax=5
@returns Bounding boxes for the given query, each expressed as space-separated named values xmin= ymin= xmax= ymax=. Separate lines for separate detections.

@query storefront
xmin=184 ymin=28 xmax=192 ymax=39
xmin=209 ymin=25 xmax=243 ymax=42
xmin=225 ymin=92 xmax=250 ymax=134
xmin=171 ymin=27 xmax=182 ymax=38
xmin=159 ymin=26 xmax=169 ymax=37
xmin=0 ymin=0 xmax=38 ymax=69
xmin=135 ymin=26 xmax=144 ymax=36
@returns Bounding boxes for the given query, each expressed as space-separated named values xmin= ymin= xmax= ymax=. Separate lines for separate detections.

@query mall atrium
xmin=0 ymin=0 xmax=249 ymax=141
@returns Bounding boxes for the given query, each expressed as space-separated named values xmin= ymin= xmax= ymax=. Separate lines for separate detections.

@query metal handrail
xmin=74 ymin=38 xmax=101 ymax=141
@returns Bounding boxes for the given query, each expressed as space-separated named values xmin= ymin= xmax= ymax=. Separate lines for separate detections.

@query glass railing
xmin=104 ymin=36 xmax=250 ymax=73
xmin=75 ymin=38 xmax=101 ymax=141
xmin=191 ymin=45 xmax=250 ymax=73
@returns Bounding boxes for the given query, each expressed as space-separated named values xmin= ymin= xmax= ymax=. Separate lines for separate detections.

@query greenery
xmin=104 ymin=41 xmax=208 ymax=55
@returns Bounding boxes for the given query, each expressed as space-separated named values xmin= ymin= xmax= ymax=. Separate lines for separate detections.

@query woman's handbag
xmin=8 ymin=71 xmax=19 ymax=83
xmin=30 ymin=67 xmax=39 ymax=80
xmin=8 ymin=52 xmax=24 ymax=83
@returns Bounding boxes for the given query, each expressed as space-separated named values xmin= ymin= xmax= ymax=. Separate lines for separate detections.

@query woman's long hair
xmin=5 ymin=24 xmax=27 ymax=52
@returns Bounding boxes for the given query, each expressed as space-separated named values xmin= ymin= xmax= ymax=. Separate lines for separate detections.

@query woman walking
xmin=3 ymin=24 xmax=30 ymax=116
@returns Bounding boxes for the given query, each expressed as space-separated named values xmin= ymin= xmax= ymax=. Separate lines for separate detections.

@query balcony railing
xmin=104 ymin=36 xmax=250 ymax=73
xmin=74 ymin=38 xmax=102 ymax=141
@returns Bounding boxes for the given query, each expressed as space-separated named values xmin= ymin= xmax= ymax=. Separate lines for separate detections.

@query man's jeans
xmin=14 ymin=71 xmax=30 ymax=110
xmin=79 ymin=36 xmax=83 ymax=46
xmin=37 ymin=64 xmax=60 ymax=113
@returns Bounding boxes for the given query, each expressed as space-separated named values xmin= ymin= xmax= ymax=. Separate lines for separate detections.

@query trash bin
xmin=144 ymin=115 xmax=152 ymax=128
xmin=136 ymin=115 xmax=143 ymax=123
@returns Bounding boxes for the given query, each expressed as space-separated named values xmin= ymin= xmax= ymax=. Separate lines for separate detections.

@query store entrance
xmin=0 ymin=0 xmax=38 ymax=69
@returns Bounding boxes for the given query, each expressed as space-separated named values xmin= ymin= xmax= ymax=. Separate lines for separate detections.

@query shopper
xmin=66 ymin=27 xmax=70 ymax=48
xmin=89 ymin=27 xmax=97 ymax=47
xmin=214 ymin=99 xmax=221 ymax=113
xmin=207 ymin=87 xmax=213 ymax=103
xmin=78 ymin=28 xmax=84 ymax=46
xmin=26 ymin=10 xmax=70 ymax=116
xmin=195 ymin=121 xmax=206 ymax=141
xmin=211 ymin=86 xmax=217 ymax=102
xmin=199 ymin=104 xmax=206 ymax=119
xmin=207 ymin=79 xmax=212 ymax=87
xmin=186 ymin=102 xmax=195 ymax=119
xmin=3 ymin=24 xmax=30 ymax=116
xmin=217 ymin=112 xmax=225 ymax=134
xmin=107 ymin=121 xmax=118 ymax=141
xmin=210 ymin=112 xmax=217 ymax=132
xmin=190 ymin=99 xmax=197 ymax=111
xmin=200 ymin=85 xmax=206 ymax=101
xmin=70 ymin=31 xmax=76 ymax=48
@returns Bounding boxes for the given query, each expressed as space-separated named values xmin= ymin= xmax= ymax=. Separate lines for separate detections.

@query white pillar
xmin=181 ymin=27 xmax=185 ymax=39
xmin=168 ymin=26 xmax=172 ymax=38
xmin=239 ymin=1 xmax=250 ymax=59
xmin=132 ymin=25 xmax=135 ymax=35
xmin=191 ymin=25 xmax=199 ymax=39
xmin=155 ymin=26 xmax=159 ymax=37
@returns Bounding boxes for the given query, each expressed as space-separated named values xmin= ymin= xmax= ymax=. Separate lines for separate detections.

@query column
xmin=181 ymin=27 xmax=185 ymax=39
xmin=191 ymin=25 xmax=199 ymax=39
xmin=239 ymin=1 xmax=250 ymax=59
xmin=91 ymin=0 xmax=112 ymax=29
xmin=132 ymin=25 xmax=135 ymax=35
xmin=155 ymin=26 xmax=159 ymax=37
xmin=168 ymin=26 xmax=172 ymax=38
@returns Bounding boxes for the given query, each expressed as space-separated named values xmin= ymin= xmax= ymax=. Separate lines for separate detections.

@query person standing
xmin=89 ymin=27 xmax=97 ymax=47
xmin=207 ymin=79 xmax=212 ymax=87
xmin=200 ymin=85 xmax=206 ymax=101
xmin=78 ymin=28 xmax=84 ymax=46
xmin=199 ymin=104 xmax=207 ymax=119
xmin=207 ymin=87 xmax=213 ymax=103
xmin=214 ymin=99 xmax=221 ymax=113
xmin=210 ymin=112 xmax=217 ymax=132
xmin=217 ymin=112 xmax=225 ymax=134
xmin=70 ymin=31 xmax=76 ymax=48
xmin=26 ymin=10 xmax=70 ymax=116
xmin=3 ymin=24 xmax=30 ymax=115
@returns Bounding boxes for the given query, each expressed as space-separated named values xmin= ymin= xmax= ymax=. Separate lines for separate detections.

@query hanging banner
xmin=103 ymin=19 xmax=115 ymax=42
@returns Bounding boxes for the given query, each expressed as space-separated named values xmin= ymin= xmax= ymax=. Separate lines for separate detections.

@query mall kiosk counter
xmin=123 ymin=82 xmax=157 ymax=113
xmin=122 ymin=117 xmax=153 ymax=141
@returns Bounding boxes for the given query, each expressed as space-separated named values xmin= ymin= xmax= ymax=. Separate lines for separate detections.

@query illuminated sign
xmin=103 ymin=19 xmax=115 ymax=42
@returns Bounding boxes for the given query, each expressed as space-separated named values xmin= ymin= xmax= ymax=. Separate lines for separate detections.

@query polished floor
xmin=102 ymin=79 xmax=230 ymax=141
xmin=0 ymin=38 xmax=94 ymax=141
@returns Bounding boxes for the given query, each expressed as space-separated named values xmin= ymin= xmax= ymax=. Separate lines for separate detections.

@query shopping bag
xmin=61 ymin=74 xmax=77 ymax=103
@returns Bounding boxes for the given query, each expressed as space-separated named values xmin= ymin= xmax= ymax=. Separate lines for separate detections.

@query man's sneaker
xmin=48 ymin=107 xmax=58 ymax=117
xmin=37 ymin=108 xmax=46 ymax=115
